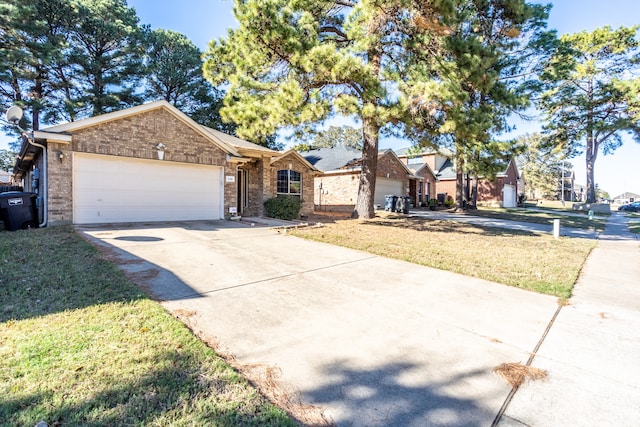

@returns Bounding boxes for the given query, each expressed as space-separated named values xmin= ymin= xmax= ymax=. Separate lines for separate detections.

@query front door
xmin=237 ymin=169 xmax=249 ymax=214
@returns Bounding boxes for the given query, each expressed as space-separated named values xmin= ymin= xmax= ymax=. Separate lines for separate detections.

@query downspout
xmin=25 ymin=133 xmax=47 ymax=228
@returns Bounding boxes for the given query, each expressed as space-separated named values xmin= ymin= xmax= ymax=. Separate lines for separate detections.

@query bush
xmin=444 ymin=195 xmax=455 ymax=207
xmin=264 ymin=195 xmax=302 ymax=220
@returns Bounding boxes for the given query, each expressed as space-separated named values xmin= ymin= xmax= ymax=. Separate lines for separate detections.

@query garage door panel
xmin=374 ymin=178 xmax=404 ymax=206
xmin=73 ymin=154 xmax=223 ymax=224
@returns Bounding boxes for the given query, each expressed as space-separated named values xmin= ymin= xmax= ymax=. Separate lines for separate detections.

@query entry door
xmin=237 ymin=169 xmax=249 ymax=214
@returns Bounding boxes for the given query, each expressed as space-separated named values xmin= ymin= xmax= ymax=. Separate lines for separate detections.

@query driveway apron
xmin=79 ymin=221 xmax=560 ymax=426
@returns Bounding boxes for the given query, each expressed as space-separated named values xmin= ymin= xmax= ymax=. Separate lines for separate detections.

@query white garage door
xmin=374 ymin=178 xmax=404 ymax=206
xmin=503 ymin=184 xmax=516 ymax=208
xmin=73 ymin=153 xmax=224 ymax=224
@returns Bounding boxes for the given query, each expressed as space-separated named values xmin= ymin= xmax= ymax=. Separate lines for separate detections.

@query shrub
xmin=445 ymin=195 xmax=455 ymax=207
xmin=264 ymin=195 xmax=302 ymax=220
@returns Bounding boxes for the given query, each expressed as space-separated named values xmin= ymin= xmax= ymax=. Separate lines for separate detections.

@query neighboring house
xmin=613 ymin=192 xmax=640 ymax=205
xmin=406 ymin=162 xmax=437 ymax=207
xmin=396 ymin=147 xmax=522 ymax=207
xmin=11 ymin=101 xmax=319 ymax=225
xmin=301 ymin=146 xmax=413 ymax=212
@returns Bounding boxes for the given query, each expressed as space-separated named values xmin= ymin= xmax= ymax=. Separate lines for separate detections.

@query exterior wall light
xmin=156 ymin=143 xmax=166 ymax=160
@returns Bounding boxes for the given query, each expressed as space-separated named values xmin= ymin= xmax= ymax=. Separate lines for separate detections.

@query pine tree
xmin=203 ymin=0 xmax=454 ymax=219
xmin=405 ymin=0 xmax=551 ymax=208
xmin=539 ymin=25 xmax=640 ymax=203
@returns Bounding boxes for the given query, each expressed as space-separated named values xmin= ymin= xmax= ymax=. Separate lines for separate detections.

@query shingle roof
xmin=436 ymin=158 xmax=456 ymax=180
xmin=300 ymin=146 xmax=363 ymax=172
xmin=200 ymin=126 xmax=276 ymax=153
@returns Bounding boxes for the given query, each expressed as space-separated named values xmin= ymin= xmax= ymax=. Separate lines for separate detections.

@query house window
xmin=277 ymin=170 xmax=302 ymax=196
xmin=407 ymin=156 xmax=422 ymax=165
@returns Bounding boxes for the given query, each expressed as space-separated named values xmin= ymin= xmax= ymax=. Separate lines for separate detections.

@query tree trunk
xmin=455 ymin=153 xmax=465 ymax=209
xmin=464 ymin=172 xmax=471 ymax=209
xmin=585 ymin=111 xmax=598 ymax=203
xmin=352 ymin=42 xmax=382 ymax=220
xmin=471 ymin=175 xmax=478 ymax=209
xmin=585 ymin=149 xmax=597 ymax=203
xmin=353 ymin=116 xmax=379 ymax=219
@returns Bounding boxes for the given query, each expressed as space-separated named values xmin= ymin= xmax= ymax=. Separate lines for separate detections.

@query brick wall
xmin=315 ymin=173 xmax=359 ymax=212
xmin=269 ymin=155 xmax=316 ymax=215
xmin=377 ymin=151 xmax=408 ymax=181
xmin=435 ymin=179 xmax=456 ymax=201
xmin=47 ymin=142 xmax=73 ymax=224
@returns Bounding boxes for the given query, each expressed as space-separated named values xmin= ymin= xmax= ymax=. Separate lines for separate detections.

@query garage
xmin=374 ymin=178 xmax=405 ymax=206
xmin=73 ymin=153 xmax=224 ymax=224
xmin=503 ymin=184 xmax=516 ymax=208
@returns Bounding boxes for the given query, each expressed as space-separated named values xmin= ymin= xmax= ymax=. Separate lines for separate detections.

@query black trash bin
xmin=404 ymin=196 xmax=412 ymax=213
xmin=0 ymin=192 xmax=39 ymax=231
xmin=384 ymin=195 xmax=398 ymax=212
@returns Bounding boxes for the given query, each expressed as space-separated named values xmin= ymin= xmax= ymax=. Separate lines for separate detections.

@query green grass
xmin=0 ymin=227 xmax=295 ymax=426
xmin=468 ymin=206 xmax=607 ymax=231
xmin=291 ymin=216 xmax=596 ymax=299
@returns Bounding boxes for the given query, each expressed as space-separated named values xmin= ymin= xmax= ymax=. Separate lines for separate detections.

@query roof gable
xmin=43 ymin=100 xmax=241 ymax=157
xmin=271 ymin=149 xmax=320 ymax=171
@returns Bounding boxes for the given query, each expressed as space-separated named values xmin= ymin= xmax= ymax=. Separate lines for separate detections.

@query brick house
xmin=301 ymin=146 xmax=414 ymax=212
xmin=396 ymin=147 xmax=522 ymax=207
xmin=12 ymin=101 xmax=319 ymax=225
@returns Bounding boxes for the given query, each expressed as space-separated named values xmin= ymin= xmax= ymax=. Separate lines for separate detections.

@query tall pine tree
xmin=539 ymin=25 xmax=640 ymax=203
xmin=204 ymin=0 xmax=455 ymax=219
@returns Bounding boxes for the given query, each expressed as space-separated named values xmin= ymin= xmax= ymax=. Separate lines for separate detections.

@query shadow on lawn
xmin=369 ymin=216 xmax=540 ymax=237
xmin=304 ymin=359 xmax=498 ymax=426
xmin=0 ymin=348 xmax=293 ymax=426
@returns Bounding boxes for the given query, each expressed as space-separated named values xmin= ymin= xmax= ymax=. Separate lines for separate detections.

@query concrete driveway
xmin=78 ymin=220 xmax=560 ymax=426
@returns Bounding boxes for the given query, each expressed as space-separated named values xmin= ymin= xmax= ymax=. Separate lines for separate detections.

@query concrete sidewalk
xmin=499 ymin=212 xmax=640 ymax=426
xmin=409 ymin=209 xmax=599 ymax=239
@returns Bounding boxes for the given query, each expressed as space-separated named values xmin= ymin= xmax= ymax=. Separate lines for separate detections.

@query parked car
xmin=618 ymin=201 xmax=640 ymax=212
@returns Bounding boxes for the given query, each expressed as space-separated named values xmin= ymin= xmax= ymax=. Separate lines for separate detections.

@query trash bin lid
xmin=0 ymin=191 xmax=35 ymax=198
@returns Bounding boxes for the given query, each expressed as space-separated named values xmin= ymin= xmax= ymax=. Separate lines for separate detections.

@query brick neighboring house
xmin=11 ymin=100 xmax=319 ymax=225
xmin=301 ymin=146 xmax=414 ymax=212
xmin=396 ymin=147 xmax=522 ymax=207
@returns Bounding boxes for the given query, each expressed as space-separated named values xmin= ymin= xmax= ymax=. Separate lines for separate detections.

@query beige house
xmin=12 ymin=101 xmax=319 ymax=226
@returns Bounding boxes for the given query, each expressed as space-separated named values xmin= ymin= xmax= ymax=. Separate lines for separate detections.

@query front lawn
xmin=291 ymin=216 xmax=596 ymax=299
xmin=0 ymin=227 xmax=295 ymax=426
xmin=467 ymin=206 xmax=607 ymax=231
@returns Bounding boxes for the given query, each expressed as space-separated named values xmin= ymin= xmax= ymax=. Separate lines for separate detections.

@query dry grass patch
xmin=493 ymin=363 xmax=548 ymax=388
xmin=291 ymin=216 xmax=596 ymax=298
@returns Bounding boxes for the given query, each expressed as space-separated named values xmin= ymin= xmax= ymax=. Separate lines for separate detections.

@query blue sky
xmin=3 ymin=0 xmax=639 ymax=196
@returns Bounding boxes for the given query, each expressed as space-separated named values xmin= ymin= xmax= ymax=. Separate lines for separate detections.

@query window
xmin=407 ymin=156 xmax=422 ymax=165
xmin=277 ymin=170 xmax=302 ymax=196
